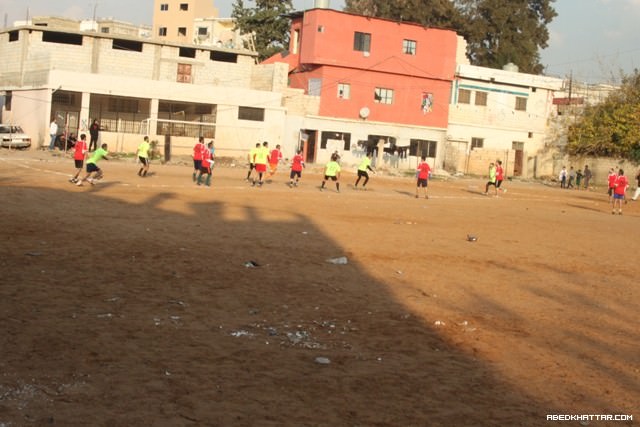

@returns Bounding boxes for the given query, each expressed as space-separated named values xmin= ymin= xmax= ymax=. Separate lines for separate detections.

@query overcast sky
xmin=1 ymin=0 xmax=638 ymax=84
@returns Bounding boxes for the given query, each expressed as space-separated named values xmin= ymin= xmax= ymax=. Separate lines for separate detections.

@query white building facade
xmin=0 ymin=25 xmax=290 ymax=157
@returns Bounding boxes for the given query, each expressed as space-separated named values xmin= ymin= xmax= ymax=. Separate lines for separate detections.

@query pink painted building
xmin=264 ymin=7 xmax=459 ymax=164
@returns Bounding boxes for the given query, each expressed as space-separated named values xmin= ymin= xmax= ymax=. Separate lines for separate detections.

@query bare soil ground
xmin=0 ymin=149 xmax=638 ymax=427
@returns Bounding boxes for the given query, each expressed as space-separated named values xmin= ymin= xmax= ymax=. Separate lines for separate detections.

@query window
xmin=160 ymin=3 xmax=168 ymax=11
xmin=210 ymin=51 xmax=238 ymax=63
xmin=238 ymin=107 xmax=265 ymax=121
xmin=403 ymin=39 xmax=416 ymax=55
xmin=157 ymin=101 xmax=217 ymax=138
xmin=107 ymin=97 xmax=138 ymax=113
xmin=471 ymin=137 xmax=484 ymax=150
xmin=197 ymin=27 xmax=208 ymax=36
xmin=180 ymin=3 xmax=189 ymax=11
xmin=353 ymin=32 xmax=371 ymax=52
xmin=374 ymin=87 xmax=393 ymax=105
xmin=515 ymin=96 xmax=527 ymax=111
xmin=179 ymin=47 xmax=196 ymax=58
xmin=475 ymin=91 xmax=487 ymax=106
xmin=9 ymin=30 xmax=19 ymax=42
xmin=4 ymin=91 xmax=12 ymax=111
xmin=409 ymin=139 xmax=437 ymax=158
xmin=308 ymin=78 xmax=322 ymax=96
xmin=178 ymin=27 xmax=187 ymax=37
xmin=158 ymin=27 xmax=167 ymax=37
xmin=292 ymin=29 xmax=300 ymax=54
xmin=337 ymin=83 xmax=350 ymax=99
xmin=320 ymin=131 xmax=351 ymax=151
xmin=42 ymin=31 xmax=83 ymax=46
xmin=101 ymin=27 xmax=110 ymax=34
xmin=52 ymin=92 xmax=76 ymax=105
xmin=458 ymin=89 xmax=471 ymax=104
xmin=177 ymin=63 xmax=192 ymax=83
xmin=112 ymin=39 xmax=143 ymax=52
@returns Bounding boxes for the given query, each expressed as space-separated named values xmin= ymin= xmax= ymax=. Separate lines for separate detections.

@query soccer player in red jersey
xmin=192 ymin=136 xmax=206 ymax=182
xmin=267 ymin=144 xmax=283 ymax=181
xmin=612 ymin=169 xmax=628 ymax=215
xmin=197 ymin=141 xmax=214 ymax=187
xmin=415 ymin=156 xmax=431 ymax=199
xmin=495 ymin=159 xmax=506 ymax=194
xmin=607 ymin=168 xmax=617 ymax=202
xmin=289 ymin=149 xmax=305 ymax=188
xmin=69 ymin=133 xmax=88 ymax=183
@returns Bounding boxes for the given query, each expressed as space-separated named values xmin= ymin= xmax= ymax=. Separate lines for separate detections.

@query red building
xmin=263 ymin=7 xmax=459 ymax=165
xmin=265 ymin=8 xmax=458 ymax=128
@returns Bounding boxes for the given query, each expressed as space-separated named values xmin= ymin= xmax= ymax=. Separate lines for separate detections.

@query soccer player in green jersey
xmin=320 ymin=152 xmax=341 ymax=192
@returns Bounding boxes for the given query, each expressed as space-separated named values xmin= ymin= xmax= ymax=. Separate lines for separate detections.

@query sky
xmin=1 ymin=0 xmax=638 ymax=85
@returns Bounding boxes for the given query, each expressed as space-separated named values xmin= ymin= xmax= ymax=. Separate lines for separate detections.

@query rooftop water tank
xmin=314 ymin=0 xmax=330 ymax=8
xmin=503 ymin=62 xmax=519 ymax=72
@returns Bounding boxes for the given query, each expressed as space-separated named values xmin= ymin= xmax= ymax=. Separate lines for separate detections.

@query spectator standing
xmin=48 ymin=118 xmax=58 ymax=151
xmin=89 ymin=119 xmax=100 ymax=152
xmin=632 ymin=170 xmax=640 ymax=201
xmin=583 ymin=165 xmax=592 ymax=190
xmin=559 ymin=166 xmax=568 ymax=189
xmin=568 ymin=166 xmax=575 ymax=189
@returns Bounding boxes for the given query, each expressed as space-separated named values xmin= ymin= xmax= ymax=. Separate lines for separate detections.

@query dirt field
xmin=0 ymin=149 xmax=637 ymax=427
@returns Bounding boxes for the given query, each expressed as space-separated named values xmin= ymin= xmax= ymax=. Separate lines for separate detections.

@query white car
xmin=0 ymin=124 xmax=31 ymax=149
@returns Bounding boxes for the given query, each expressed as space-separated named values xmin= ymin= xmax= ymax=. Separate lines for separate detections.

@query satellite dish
xmin=359 ymin=107 xmax=370 ymax=119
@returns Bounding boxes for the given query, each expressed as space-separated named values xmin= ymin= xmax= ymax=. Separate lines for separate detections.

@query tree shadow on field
xmin=0 ymin=182 xmax=636 ymax=426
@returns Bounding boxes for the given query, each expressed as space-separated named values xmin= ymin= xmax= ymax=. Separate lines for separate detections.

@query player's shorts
xmin=87 ymin=163 xmax=101 ymax=173
xmin=290 ymin=170 xmax=301 ymax=179
xmin=193 ymin=159 xmax=202 ymax=170
xmin=200 ymin=166 xmax=211 ymax=174
xmin=139 ymin=157 xmax=149 ymax=166
xmin=486 ymin=181 xmax=497 ymax=188
xmin=608 ymin=187 xmax=614 ymax=196
xmin=417 ymin=178 xmax=428 ymax=187
xmin=357 ymin=170 xmax=369 ymax=178
xmin=74 ymin=159 xmax=84 ymax=168
xmin=269 ymin=163 xmax=278 ymax=173
xmin=613 ymin=193 xmax=625 ymax=200
xmin=255 ymin=163 xmax=267 ymax=173
xmin=496 ymin=179 xmax=503 ymax=188
xmin=324 ymin=175 xmax=337 ymax=181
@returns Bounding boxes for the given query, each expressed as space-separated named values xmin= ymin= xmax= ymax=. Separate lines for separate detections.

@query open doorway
xmin=300 ymin=129 xmax=317 ymax=164
xmin=512 ymin=141 xmax=524 ymax=176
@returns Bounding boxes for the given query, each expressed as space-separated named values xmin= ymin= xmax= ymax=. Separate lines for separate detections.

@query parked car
xmin=0 ymin=124 xmax=31 ymax=149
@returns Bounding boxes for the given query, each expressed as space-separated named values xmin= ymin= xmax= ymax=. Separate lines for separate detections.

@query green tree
xmin=344 ymin=0 xmax=556 ymax=74
xmin=232 ymin=0 xmax=294 ymax=62
xmin=567 ymin=70 xmax=640 ymax=161
xmin=459 ymin=0 xmax=556 ymax=73
xmin=344 ymin=0 xmax=462 ymax=28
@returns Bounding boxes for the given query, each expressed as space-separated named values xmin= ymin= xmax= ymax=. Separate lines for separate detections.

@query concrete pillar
xmin=80 ymin=92 xmax=91 ymax=133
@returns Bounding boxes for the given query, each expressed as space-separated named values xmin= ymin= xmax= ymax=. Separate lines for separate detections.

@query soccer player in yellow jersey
xmin=354 ymin=152 xmax=375 ymax=190
xmin=320 ymin=152 xmax=341 ymax=192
